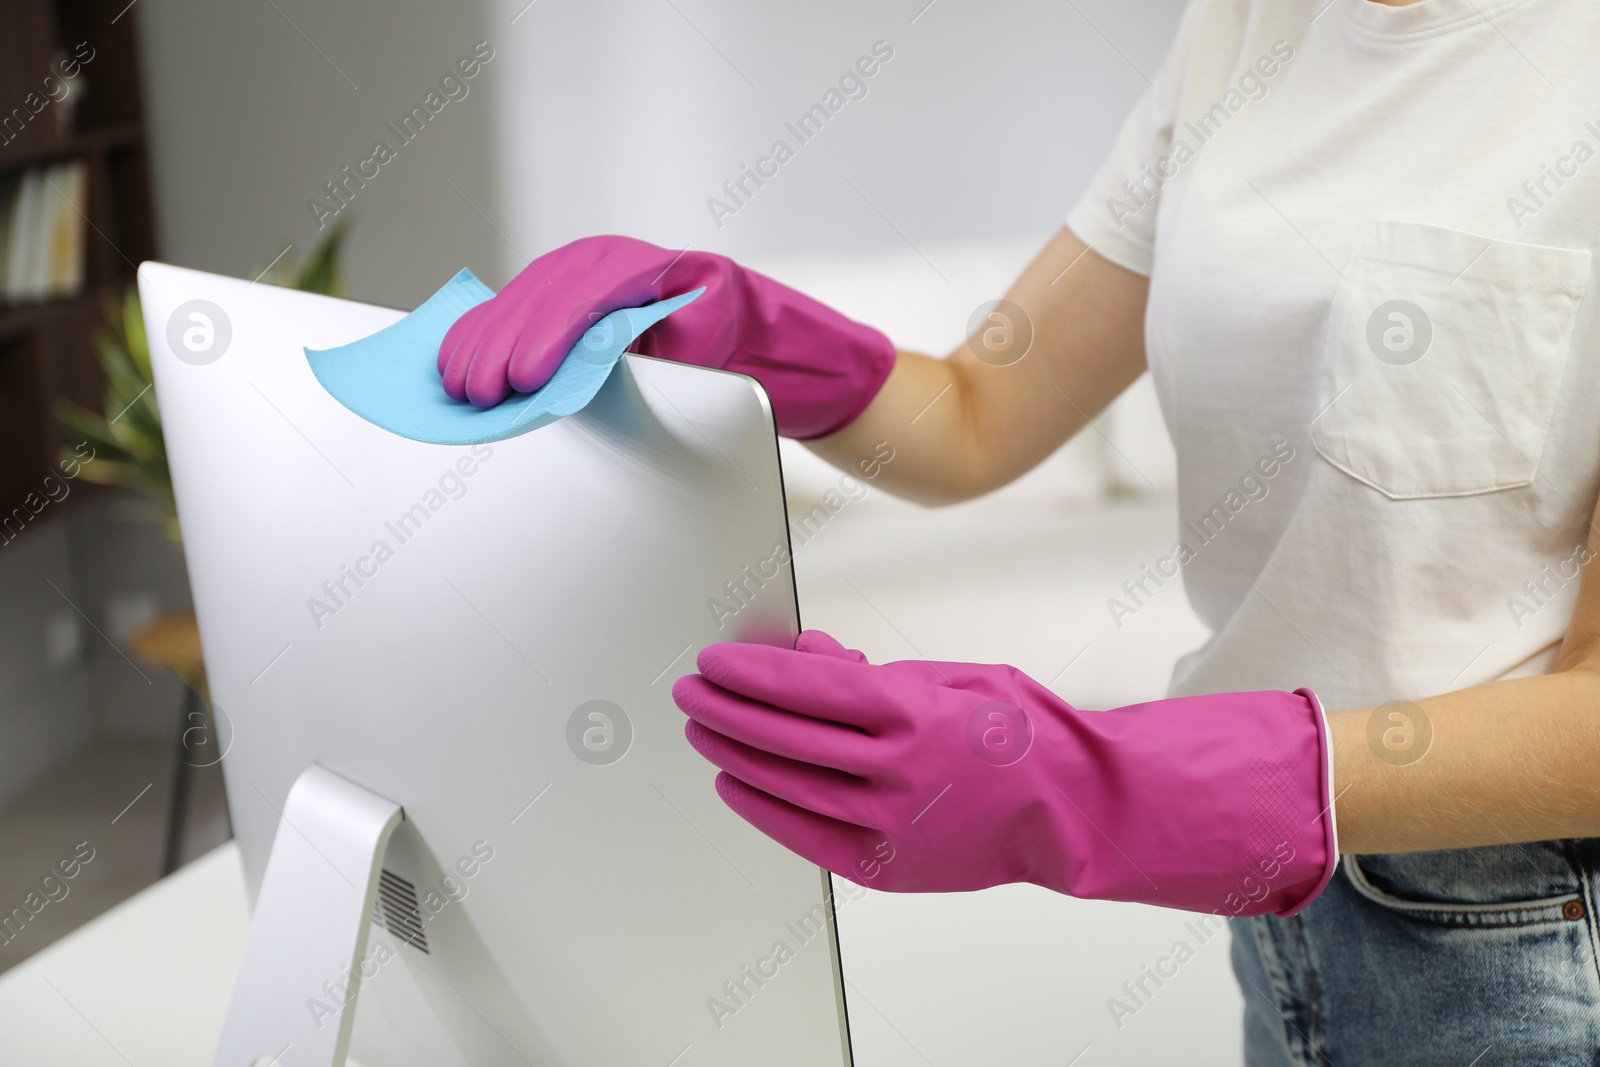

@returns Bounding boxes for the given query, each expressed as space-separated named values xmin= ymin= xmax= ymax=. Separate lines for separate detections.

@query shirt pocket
xmin=1309 ymin=220 xmax=1590 ymax=500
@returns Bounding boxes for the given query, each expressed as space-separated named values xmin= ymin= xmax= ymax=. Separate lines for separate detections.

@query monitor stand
xmin=212 ymin=765 xmax=403 ymax=1067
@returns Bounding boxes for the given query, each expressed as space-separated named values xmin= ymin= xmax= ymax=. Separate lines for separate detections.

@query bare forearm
xmin=803 ymin=352 xmax=988 ymax=505
xmin=1329 ymin=665 xmax=1600 ymax=854
xmin=806 ymin=230 xmax=1151 ymax=506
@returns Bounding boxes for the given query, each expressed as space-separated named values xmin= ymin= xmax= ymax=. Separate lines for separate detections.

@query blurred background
xmin=0 ymin=0 xmax=1238 ymax=1063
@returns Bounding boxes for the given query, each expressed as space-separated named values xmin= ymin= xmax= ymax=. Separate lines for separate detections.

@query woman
xmin=439 ymin=0 xmax=1600 ymax=1060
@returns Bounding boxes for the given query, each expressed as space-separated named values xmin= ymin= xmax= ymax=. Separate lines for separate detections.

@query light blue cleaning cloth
xmin=304 ymin=269 xmax=704 ymax=445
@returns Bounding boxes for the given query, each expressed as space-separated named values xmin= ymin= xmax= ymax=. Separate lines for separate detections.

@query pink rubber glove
xmin=437 ymin=235 xmax=896 ymax=439
xmin=673 ymin=631 xmax=1339 ymax=918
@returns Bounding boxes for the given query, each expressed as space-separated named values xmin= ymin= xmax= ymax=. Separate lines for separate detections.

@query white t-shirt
xmin=1065 ymin=0 xmax=1600 ymax=711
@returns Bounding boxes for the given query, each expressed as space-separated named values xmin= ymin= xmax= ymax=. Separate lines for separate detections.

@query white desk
xmin=0 ymin=843 xmax=246 ymax=1065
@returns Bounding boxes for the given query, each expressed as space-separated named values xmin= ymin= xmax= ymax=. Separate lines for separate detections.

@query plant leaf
xmin=54 ymin=400 xmax=134 ymax=463
xmin=296 ymin=218 xmax=349 ymax=296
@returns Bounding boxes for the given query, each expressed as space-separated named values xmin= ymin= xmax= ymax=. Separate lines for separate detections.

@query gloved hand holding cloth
xmin=673 ymin=631 xmax=1339 ymax=918
xmin=437 ymin=235 xmax=896 ymax=439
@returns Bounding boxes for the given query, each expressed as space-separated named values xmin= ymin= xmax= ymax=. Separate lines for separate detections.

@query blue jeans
xmin=1232 ymin=839 xmax=1600 ymax=1065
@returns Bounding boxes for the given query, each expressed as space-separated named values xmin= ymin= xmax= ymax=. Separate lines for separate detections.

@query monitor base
xmin=212 ymin=765 xmax=403 ymax=1067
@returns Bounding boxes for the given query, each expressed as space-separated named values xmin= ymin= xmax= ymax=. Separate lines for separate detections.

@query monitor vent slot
xmin=371 ymin=868 xmax=430 ymax=954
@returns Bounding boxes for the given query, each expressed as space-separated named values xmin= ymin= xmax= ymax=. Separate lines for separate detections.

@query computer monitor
xmin=139 ymin=262 xmax=854 ymax=1067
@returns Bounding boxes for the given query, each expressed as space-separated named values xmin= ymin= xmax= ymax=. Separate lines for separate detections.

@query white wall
xmin=484 ymin=0 xmax=1188 ymax=265
xmin=135 ymin=0 xmax=1188 ymax=293
xmin=135 ymin=0 xmax=502 ymax=308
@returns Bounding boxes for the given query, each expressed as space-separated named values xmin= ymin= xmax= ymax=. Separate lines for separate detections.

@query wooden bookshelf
xmin=0 ymin=0 xmax=155 ymax=520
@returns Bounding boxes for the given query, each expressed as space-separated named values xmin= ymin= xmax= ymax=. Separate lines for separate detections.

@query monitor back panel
xmin=140 ymin=263 xmax=852 ymax=1066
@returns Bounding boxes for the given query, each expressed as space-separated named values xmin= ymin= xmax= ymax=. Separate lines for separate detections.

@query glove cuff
xmin=1273 ymin=687 xmax=1340 ymax=917
xmin=791 ymin=326 xmax=898 ymax=440
xmin=1036 ymin=686 xmax=1342 ymax=918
